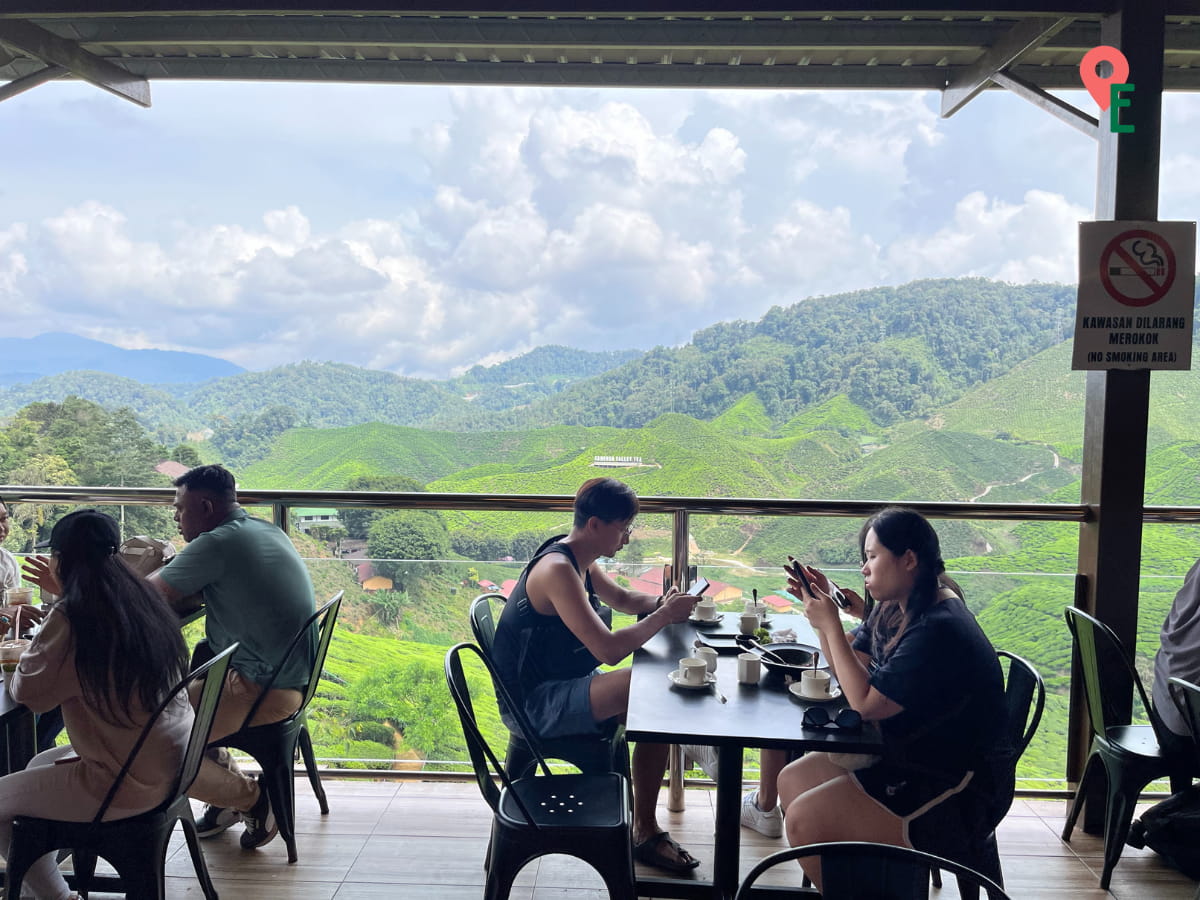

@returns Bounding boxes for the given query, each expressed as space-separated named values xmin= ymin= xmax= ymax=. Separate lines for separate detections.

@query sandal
xmin=634 ymin=830 xmax=701 ymax=872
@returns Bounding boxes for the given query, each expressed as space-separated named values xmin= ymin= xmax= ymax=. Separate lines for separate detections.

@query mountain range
xmin=0 ymin=278 xmax=1085 ymax=443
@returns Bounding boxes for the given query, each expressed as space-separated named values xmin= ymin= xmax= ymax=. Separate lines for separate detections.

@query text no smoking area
xmin=1073 ymin=220 xmax=1196 ymax=371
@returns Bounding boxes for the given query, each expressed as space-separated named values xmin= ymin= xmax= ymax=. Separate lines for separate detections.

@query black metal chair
xmin=929 ymin=649 xmax=1045 ymax=898
xmin=444 ymin=641 xmax=635 ymax=900
xmin=6 ymin=644 xmax=237 ymax=900
xmin=209 ymin=591 xmax=342 ymax=863
xmin=468 ymin=592 xmax=629 ymax=780
xmin=737 ymin=842 xmax=1011 ymax=899
xmin=1061 ymin=606 xmax=1194 ymax=889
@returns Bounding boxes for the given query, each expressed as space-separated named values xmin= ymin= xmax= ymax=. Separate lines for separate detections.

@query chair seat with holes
xmin=499 ymin=773 xmax=628 ymax=830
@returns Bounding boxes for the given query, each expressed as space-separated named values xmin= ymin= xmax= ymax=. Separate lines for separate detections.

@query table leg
xmin=713 ymin=745 xmax=743 ymax=900
xmin=4 ymin=708 xmax=35 ymax=775
xmin=668 ymin=743 xmax=685 ymax=811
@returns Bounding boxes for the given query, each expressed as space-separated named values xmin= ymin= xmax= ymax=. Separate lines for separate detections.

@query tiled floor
xmin=140 ymin=779 xmax=1196 ymax=898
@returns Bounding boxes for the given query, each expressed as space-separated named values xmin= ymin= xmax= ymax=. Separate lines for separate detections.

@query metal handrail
xmin=0 ymin=483 xmax=1095 ymax=520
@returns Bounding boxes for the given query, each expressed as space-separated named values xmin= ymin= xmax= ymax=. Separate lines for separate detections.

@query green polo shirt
xmin=161 ymin=509 xmax=316 ymax=690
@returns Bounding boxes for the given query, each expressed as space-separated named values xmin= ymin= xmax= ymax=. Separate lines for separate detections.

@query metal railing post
xmin=668 ymin=508 xmax=690 ymax=811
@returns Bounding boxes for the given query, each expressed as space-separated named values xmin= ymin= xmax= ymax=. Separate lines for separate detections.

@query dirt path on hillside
xmin=970 ymin=447 xmax=1061 ymax=502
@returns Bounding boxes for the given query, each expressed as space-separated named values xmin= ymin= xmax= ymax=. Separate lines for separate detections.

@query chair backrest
xmin=734 ymin=842 xmax=1012 ymax=900
xmin=468 ymin=592 xmax=505 ymax=653
xmin=998 ymin=650 xmax=1045 ymax=757
xmin=94 ymin=643 xmax=237 ymax=824
xmin=443 ymin=642 xmax=550 ymax=825
xmin=1168 ymin=677 xmax=1200 ymax=763
xmin=1064 ymin=606 xmax=1164 ymax=742
xmin=242 ymin=591 xmax=343 ymax=728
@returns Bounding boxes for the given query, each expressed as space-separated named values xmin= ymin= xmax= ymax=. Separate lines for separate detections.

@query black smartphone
xmin=687 ymin=577 xmax=711 ymax=596
xmin=788 ymin=558 xmax=851 ymax=609
xmin=827 ymin=583 xmax=851 ymax=610
xmin=786 ymin=557 xmax=814 ymax=594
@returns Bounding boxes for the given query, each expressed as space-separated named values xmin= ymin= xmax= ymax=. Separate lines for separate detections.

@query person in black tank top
xmin=491 ymin=478 xmax=703 ymax=873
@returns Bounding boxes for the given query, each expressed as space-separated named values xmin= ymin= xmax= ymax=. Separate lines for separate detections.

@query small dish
xmin=688 ymin=612 xmax=724 ymax=627
xmin=788 ymin=682 xmax=844 ymax=703
xmin=668 ymin=669 xmax=718 ymax=690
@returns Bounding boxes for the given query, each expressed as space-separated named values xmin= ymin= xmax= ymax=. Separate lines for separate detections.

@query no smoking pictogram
xmin=1099 ymin=228 xmax=1177 ymax=307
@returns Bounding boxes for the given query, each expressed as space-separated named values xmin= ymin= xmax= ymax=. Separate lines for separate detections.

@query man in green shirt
xmin=149 ymin=465 xmax=316 ymax=851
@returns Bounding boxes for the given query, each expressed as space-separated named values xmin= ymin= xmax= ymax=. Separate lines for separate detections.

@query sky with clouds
xmin=1 ymin=78 xmax=1198 ymax=378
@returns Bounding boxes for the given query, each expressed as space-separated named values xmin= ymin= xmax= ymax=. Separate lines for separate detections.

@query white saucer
xmin=668 ymin=669 xmax=718 ymax=690
xmin=689 ymin=613 xmax=724 ymax=626
xmin=788 ymin=682 xmax=844 ymax=703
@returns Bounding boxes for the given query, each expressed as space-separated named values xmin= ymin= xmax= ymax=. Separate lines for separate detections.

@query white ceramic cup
xmin=738 ymin=612 xmax=760 ymax=635
xmin=694 ymin=646 xmax=718 ymax=674
xmin=2 ymin=587 xmax=33 ymax=606
xmin=694 ymin=599 xmax=718 ymax=621
xmin=737 ymin=652 xmax=761 ymax=684
xmin=800 ymin=669 xmax=833 ymax=699
xmin=744 ymin=600 xmax=767 ymax=617
xmin=679 ymin=657 xmax=709 ymax=685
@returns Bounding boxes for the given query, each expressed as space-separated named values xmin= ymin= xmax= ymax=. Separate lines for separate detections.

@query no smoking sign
xmin=1073 ymin=220 xmax=1196 ymax=370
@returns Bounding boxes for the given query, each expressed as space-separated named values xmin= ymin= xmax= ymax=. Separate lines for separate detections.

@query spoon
xmin=739 ymin=636 xmax=792 ymax=667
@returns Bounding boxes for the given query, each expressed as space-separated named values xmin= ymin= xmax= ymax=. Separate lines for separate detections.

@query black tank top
xmin=491 ymin=538 xmax=613 ymax=706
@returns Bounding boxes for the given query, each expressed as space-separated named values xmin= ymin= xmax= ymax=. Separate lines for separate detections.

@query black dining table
xmin=625 ymin=613 xmax=884 ymax=900
xmin=0 ymin=681 xmax=36 ymax=777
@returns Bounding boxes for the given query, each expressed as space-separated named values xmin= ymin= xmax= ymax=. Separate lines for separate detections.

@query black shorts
xmin=852 ymin=762 xmax=986 ymax=853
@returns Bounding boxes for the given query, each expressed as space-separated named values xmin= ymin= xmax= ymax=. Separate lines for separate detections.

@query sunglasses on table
xmin=802 ymin=706 xmax=863 ymax=732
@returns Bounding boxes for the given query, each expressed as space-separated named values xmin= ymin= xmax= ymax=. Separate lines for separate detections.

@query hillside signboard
xmin=1073 ymin=220 xmax=1196 ymax=370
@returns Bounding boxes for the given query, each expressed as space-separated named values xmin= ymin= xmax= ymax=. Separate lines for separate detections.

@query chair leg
xmin=930 ymin=865 xmax=942 ymax=888
xmin=298 ymin=724 xmax=329 ymax=815
xmin=1100 ymin=773 xmax=1141 ymax=890
xmin=1062 ymin=752 xmax=1099 ymax=841
xmin=180 ymin=815 xmax=220 ymax=900
xmin=71 ymin=847 xmax=98 ymax=897
xmin=262 ymin=751 xmax=300 ymax=863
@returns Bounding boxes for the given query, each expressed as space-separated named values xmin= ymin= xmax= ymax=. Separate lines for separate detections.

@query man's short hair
xmin=174 ymin=464 xmax=238 ymax=504
xmin=573 ymin=478 xmax=639 ymax=529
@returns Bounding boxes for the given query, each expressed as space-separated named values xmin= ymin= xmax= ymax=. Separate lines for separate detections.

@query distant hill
xmin=459 ymin=345 xmax=641 ymax=385
xmin=0 ymin=371 xmax=198 ymax=442
xmin=510 ymin=279 xmax=1078 ymax=430
xmin=0 ymin=333 xmax=242 ymax=386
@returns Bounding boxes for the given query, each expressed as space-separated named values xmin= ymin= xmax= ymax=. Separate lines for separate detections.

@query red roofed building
xmin=500 ymin=579 xmax=517 ymax=597
xmin=761 ymin=594 xmax=793 ymax=610
xmin=154 ymin=460 xmax=190 ymax=480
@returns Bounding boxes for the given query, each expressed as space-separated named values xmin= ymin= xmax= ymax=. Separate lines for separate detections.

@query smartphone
xmin=687 ymin=577 xmax=711 ymax=596
xmin=788 ymin=558 xmax=851 ymax=610
xmin=786 ymin=557 xmax=814 ymax=594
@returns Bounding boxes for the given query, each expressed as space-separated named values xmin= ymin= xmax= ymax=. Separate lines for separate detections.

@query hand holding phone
xmin=785 ymin=557 xmax=815 ymax=595
xmin=687 ymin=577 xmax=711 ymax=597
xmin=787 ymin=557 xmax=851 ymax=610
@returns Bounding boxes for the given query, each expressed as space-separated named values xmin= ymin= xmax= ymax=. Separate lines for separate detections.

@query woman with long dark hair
xmin=0 ymin=509 xmax=191 ymax=900
xmin=777 ymin=507 xmax=1009 ymax=888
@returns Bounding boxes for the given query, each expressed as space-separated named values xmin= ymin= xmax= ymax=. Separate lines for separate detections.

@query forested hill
xmin=0 ymin=278 xmax=1078 ymax=441
xmin=512 ymin=280 xmax=1077 ymax=429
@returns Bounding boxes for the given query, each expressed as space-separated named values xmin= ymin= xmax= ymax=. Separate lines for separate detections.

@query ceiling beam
xmin=0 ymin=18 xmax=149 ymax=106
xmin=0 ymin=62 xmax=65 ymax=102
xmin=991 ymin=68 xmax=1098 ymax=137
xmin=941 ymin=15 xmax=1074 ymax=116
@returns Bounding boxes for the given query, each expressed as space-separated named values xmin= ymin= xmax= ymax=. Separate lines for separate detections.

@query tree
xmin=367 ymin=510 xmax=451 ymax=592
xmin=346 ymin=660 xmax=465 ymax=764
xmin=341 ymin=475 xmax=425 ymax=540
xmin=170 ymin=444 xmax=203 ymax=468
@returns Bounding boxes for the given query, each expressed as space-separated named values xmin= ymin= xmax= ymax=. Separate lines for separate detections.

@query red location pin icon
xmin=1080 ymin=45 xmax=1130 ymax=110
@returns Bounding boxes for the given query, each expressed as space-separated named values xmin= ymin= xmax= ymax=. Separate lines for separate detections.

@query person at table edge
xmin=147 ymin=464 xmax=317 ymax=850
xmin=778 ymin=506 xmax=1010 ymax=888
xmin=0 ymin=496 xmax=65 ymax=752
xmin=491 ymin=477 xmax=703 ymax=872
